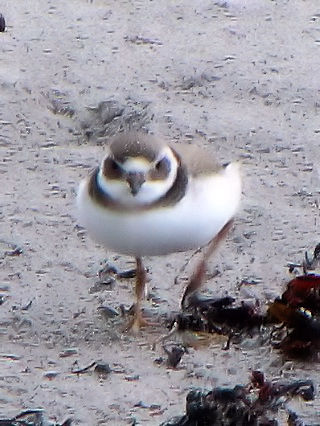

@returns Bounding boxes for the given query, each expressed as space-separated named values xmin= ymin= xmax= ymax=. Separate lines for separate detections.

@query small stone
xmin=43 ymin=370 xmax=59 ymax=380
xmin=59 ymin=348 xmax=78 ymax=358
xmin=94 ymin=362 xmax=111 ymax=377
xmin=134 ymin=400 xmax=148 ymax=408
xmin=98 ymin=305 xmax=119 ymax=318
xmin=164 ymin=345 xmax=185 ymax=368
xmin=0 ymin=14 xmax=5 ymax=32
xmin=125 ymin=374 xmax=140 ymax=381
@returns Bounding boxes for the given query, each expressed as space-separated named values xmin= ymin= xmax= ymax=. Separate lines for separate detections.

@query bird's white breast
xmin=77 ymin=163 xmax=241 ymax=256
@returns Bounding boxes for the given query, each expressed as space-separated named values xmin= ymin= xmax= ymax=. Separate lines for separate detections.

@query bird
xmin=77 ymin=131 xmax=242 ymax=332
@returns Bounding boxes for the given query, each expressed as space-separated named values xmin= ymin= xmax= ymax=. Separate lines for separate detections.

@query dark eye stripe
xmin=102 ymin=157 xmax=123 ymax=180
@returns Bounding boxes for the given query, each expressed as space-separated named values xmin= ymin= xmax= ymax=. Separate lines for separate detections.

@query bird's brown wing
xmin=170 ymin=142 xmax=223 ymax=177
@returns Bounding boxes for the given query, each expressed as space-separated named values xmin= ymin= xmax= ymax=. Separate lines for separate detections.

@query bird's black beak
xmin=126 ymin=172 xmax=145 ymax=196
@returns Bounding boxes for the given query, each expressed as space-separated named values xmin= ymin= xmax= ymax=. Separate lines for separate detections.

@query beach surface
xmin=1 ymin=1 xmax=320 ymax=424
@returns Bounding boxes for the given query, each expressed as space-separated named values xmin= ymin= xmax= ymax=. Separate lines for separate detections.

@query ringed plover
xmin=77 ymin=132 xmax=241 ymax=331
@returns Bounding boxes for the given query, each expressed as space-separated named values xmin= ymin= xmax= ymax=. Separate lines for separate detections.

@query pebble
xmin=0 ymin=14 xmax=5 ymax=32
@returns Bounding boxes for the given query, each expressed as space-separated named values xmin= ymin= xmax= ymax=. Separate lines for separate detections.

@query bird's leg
xmin=181 ymin=219 xmax=234 ymax=309
xmin=127 ymin=257 xmax=149 ymax=332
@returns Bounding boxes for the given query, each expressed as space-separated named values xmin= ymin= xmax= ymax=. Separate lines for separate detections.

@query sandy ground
xmin=1 ymin=0 xmax=320 ymax=424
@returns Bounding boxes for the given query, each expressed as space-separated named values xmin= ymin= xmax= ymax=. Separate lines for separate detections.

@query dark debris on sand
xmin=167 ymin=243 xmax=320 ymax=360
xmin=178 ymin=293 xmax=264 ymax=334
xmin=267 ymin=243 xmax=320 ymax=358
xmin=160 ymin=245 xmax=320 ymax=425
xmin=161 ymin=371 xmax=314 ymax=426
xmin=0 ymin=409 xmax=71 ymax=426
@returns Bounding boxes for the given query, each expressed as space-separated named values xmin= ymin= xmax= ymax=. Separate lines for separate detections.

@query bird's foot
xmin=125 ymin=306 xmax=156 ymax=333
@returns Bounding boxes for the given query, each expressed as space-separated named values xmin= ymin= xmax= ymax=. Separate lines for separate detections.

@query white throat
xmin=97 ymin=146 xmax=179 ymax=206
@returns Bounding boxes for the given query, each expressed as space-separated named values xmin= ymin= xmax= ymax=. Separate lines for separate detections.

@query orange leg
xmin=181 ymin=219 xmax=234 ymax=309
xmin=127 ymin=257 xmax=149 ymax=332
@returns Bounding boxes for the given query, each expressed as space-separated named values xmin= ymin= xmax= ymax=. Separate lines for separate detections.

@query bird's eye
xmin=110 ymin=160 xmax=120 ymax=171
xmin=150 ymin=157 xmax=171 ymax=179
xmin=155 ymin=160 xmax=162 ymax=171
xmin=155 ymin=157 xmax=170 ymax=171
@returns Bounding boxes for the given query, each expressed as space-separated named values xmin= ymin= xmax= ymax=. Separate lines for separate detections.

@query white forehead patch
xmin=122 ymin=157 xmax=151 ymax=172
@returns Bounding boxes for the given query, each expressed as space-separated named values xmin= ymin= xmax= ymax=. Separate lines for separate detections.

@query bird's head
xmin=97 ymin=132 xmax=179 ymax=206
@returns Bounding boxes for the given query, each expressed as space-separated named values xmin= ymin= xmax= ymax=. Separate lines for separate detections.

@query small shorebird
xmin=77 ymin=132 xmax=241 ymax=331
